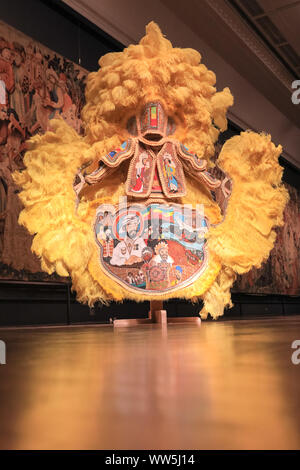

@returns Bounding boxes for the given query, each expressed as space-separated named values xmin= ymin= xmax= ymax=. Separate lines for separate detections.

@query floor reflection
xmin=0 ymin=316 xmax=299 ymax=449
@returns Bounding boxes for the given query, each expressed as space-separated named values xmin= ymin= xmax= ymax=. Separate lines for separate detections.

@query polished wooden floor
xmin=0 ymin=316 xmax=299 ymax=450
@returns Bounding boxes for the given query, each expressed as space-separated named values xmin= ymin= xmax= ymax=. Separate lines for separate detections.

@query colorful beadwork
xmin=101 ymin=139 xmax=135 ymax=167
xmin=126 ymin=145 xmax=155 ymax=198
xmin=139 ymin=101 xmax=166 ymax=139
xmin=178 ymin=143 xmax=207 ymax=171
xmin=156 ymin=142 xmax=186 ymax=198
xmin=94 ymin=202 xmax=209 ymax=294
xmin=74 ymin=102 xmax=224 ymax=203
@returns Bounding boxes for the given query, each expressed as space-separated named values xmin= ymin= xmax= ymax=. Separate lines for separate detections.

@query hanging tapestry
xmin=0 ymin=19 xmax=87 ymax=281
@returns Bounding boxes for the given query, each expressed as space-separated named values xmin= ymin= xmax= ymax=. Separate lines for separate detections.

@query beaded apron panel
xmin=94 ymin=202 xmax=209 ymax=294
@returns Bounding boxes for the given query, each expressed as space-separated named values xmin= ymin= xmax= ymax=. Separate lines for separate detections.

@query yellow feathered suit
xmin=14 ymin=22 xmax=288 ymax=319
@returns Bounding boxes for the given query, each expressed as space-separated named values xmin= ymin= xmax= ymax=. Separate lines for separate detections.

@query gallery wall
xmin=1 ymin=0 xmax=123 ymax=71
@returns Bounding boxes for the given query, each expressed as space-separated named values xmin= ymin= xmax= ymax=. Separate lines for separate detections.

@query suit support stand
xmin=113 ymin=300 xmax=201 ymax=328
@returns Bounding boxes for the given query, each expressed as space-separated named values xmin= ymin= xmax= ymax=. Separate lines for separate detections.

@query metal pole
xmin=66 ymin=282 xmax=71 ymax=325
